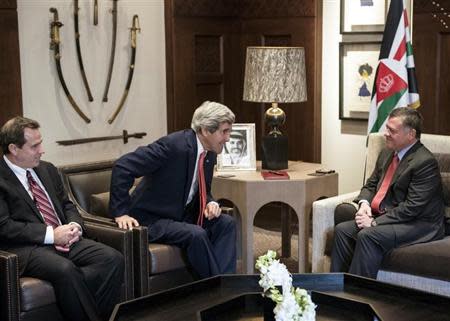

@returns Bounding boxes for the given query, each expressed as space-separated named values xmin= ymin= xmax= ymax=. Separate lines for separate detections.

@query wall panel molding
xmin=0 ymin=0 xmax=23 ymax=127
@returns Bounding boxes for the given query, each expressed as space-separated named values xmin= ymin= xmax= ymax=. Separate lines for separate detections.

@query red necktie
xmin=197 ymin=151 xmax=207 ymax=227
xmin=27 ymin=171 xmax=68 ymax=252
xmin=371 ymin=154 xmax=399 ymax=214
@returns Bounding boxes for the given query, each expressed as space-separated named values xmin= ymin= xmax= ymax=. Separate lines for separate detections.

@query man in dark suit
xmin=0 ymin=117 xmax=124 ymax=321
xmin=331 ymin=107 xmax=445 ymax=278
xmin=110 ymin=101 xmax=237 ymax=278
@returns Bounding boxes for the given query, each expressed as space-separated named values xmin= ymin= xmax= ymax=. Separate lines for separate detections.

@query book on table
xmin=261 ymin=170 xmax=290 ymax=180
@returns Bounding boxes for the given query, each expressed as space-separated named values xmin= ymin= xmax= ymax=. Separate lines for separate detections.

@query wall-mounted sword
xmin=93 ymin=0 xmax=98 ymax=25
xmin=74 ymin=0 xmax=94 ymax=101
xmin=108 ymin=14 xmax=141 ymax=124
xmin=102 ymin=0 xmax=118 ymax=102
xmin=50 ymin=7 xmax=91 ymax=123
xmin=56 ymin=130 xmax=147 ymax=146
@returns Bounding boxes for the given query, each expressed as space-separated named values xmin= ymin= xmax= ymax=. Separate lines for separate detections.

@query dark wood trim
xmin=313 ymin=0 xmax=323 ymax=162
xmin=0 ymin=0 xmax=23 ymax=127
xmin=165 ymin=0 xmax=175 ymax=133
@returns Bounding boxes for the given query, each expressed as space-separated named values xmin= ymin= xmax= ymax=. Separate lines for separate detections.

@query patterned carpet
xmin=249 ymin=227 xmax=303 ymax=274
xmin=232 ymin=203 xmax=312 ymax=274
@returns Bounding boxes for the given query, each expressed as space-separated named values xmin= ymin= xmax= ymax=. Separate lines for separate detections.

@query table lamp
xmin=243 ymin=46 xmax=307 ymax=170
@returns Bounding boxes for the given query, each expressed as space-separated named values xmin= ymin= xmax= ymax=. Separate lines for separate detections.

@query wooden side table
xmin=212 ymin=161 xmax=338 ymax=274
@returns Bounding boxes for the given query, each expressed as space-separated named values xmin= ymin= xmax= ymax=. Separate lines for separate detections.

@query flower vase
xmin=263 ymin=286 xmax=281 ymax=321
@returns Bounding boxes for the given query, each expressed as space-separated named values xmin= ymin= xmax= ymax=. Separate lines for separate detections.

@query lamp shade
xmin=243 ymin=47 xmax=307 ymax=103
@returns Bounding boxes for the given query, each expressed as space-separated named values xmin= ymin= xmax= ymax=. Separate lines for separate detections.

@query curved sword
xmin=93 ymin=0 xmax=98 ymax=25
xmin=102 ymin=0 xmax=118 ymax=102
xmin=50 ymin=8 xmax=91 ymax=123
xmin=108 ymin=15 xmax=140 ymax=124
xmin=74 ymin=0 xmax=94 ymax=101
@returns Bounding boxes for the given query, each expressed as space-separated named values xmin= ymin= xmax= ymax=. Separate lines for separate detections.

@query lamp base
xmin=261 ymin=136 xmax=288 ymax=170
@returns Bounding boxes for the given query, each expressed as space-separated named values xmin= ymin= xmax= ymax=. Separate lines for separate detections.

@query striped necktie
xmin=26 ymin=171 xmax=60 ymax=228
xmin=27 ymin=171 xmax=69 ymax=252
xmin=197 ymin=151 xmax=207 ymax=227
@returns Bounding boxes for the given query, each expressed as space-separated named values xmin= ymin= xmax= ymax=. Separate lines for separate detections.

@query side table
xmin=212 ymin=161 xmax=338 ymax=274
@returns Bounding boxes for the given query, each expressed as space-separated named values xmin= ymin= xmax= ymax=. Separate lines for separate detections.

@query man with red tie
xmin=109 ymin=101 xmax=237 ymax=278
xmin=0 ymin=117 xmax=124 ymax=321
xmin=331 ymin=107 xmax=445 ymax=278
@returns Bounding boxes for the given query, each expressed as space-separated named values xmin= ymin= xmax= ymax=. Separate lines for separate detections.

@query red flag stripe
xmin=393 ymin=36 xmax=406 ymax=61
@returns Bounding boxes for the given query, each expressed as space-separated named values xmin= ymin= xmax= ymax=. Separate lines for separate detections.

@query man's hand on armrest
xmin=115 ymin=215 xmax=140 ymax=230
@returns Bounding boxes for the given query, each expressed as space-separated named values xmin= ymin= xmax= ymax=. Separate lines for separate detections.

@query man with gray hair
xmin=110 ymin=101 xmax=237 ymax=278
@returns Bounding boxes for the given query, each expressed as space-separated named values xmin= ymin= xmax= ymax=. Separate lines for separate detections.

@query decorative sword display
xmin=108 ymin=14 xmax=141 ymax=124
xmin=49 ymin=7 xmax=91 ymax=124
xmin=102 ymin=0 xmax=118 ymax=102
xmin=74 ymin=0 xmax=94 ymax=101
xmin=56 ymin=130 xmax=147 ymax=146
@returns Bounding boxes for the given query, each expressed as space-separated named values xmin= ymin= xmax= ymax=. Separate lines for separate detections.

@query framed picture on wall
xmin=341 ymin=0 xmax=388 ymax=33
xmin=216 ymin=123 xmax=256 ymax=171
xmin=339 ymin=41 xmax=381 ymax=120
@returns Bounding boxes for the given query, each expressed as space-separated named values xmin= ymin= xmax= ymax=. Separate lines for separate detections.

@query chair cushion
xmin=381 ymin=236 xmax=450 ymax=282
xmin=90 ymin=192 xmax=111 ymax=218
xmin=148 ymin=243 xmax=187 ymax=274
xmin=435 ymin=153 xmax=450 ymax=173
xmin=90 ymin=184 xmax=138 ymax=218
xmin=68 ymin=170 xmax=112 ymax=212
xmin=20 ymin=277 xmax=56 ymax=312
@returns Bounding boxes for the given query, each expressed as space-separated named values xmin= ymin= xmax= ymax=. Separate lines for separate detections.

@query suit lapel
xmin=0 ymin=159 xmax=45 ymax=223
xmin=183 ymin=130 xmax=198 ymax=205
xmin=390 ymin=141 xmax=422 ymax=187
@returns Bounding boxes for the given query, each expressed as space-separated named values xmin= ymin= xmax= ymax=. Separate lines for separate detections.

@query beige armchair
xmin=312 ymin=133 xmax=450 ymax=297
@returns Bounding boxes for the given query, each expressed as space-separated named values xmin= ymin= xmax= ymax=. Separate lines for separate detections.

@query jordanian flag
xmin=368 ymin=0 xmax=420 ymax=133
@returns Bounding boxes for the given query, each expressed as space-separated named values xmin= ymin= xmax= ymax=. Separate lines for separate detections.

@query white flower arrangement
xmin=255 ymin=250 xmax=316 ymax=321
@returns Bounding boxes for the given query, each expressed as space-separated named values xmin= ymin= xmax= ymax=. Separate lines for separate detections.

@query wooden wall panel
xmin=166 ymin=16 xmax=241 ymax=133
xmin=0 ymin=0 xmax=22 ymax=128
xmin=165 ymin=0 xmax=321 ymax=162
xmin=413 ymin=0 xmax=450 ymax=135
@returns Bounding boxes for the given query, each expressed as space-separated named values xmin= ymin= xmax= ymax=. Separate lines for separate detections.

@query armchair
xmin=58 ymin=160 xmax=197 ymax=297
xmin=0 ymin=222 xmax=133 ymax=321
xmin=312 ymin=133 xmax=450 ymax=296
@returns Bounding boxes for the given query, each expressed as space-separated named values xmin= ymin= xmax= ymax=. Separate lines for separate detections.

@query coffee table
xmin=110 ymin=273 xmax=450 ymax=321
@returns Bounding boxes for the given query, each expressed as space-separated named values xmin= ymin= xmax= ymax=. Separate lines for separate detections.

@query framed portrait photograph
xmin=339 ymin=41 xmax=381 ymax=120
xmin=341 ymin=0 xmax=387 ymax=34
xmin=216 ymin=123 xmax=256 ymax=171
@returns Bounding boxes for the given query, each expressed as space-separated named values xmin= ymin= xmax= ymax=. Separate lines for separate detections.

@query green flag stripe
xmin=370 ymin=89 xmax=407 ymax=133
xmin=406 ymin=42 xmax=413 ymax=56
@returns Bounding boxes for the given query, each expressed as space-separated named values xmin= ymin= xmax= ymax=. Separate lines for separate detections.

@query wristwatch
xmin=371 ymin=219 xmax=377 ymax=227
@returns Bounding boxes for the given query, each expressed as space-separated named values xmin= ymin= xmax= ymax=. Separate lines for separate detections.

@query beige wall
xmin=17 ymin=0 xmax=167 ymax=165
xmin=321 ymin=0 xmax=370 ymax=193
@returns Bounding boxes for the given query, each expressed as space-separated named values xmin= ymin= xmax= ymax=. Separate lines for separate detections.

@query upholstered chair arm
xmin=131 ymin=226 xmax=149 ymax=298
xmin=84 ymin=222 xmax=134 ymax=300
xmin=0 ymin=250 xmax=20 ymax=321
xmin=312 ymin=191 xmax=359 ymax=273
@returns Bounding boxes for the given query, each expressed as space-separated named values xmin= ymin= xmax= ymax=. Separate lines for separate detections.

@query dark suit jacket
xmin=355 ymin=140 xmax=445 ymax=245
xmin=109 ymin=129 xmax=216 ymax=227
xmin=0 ymin=159 xmax=84 ymax=274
